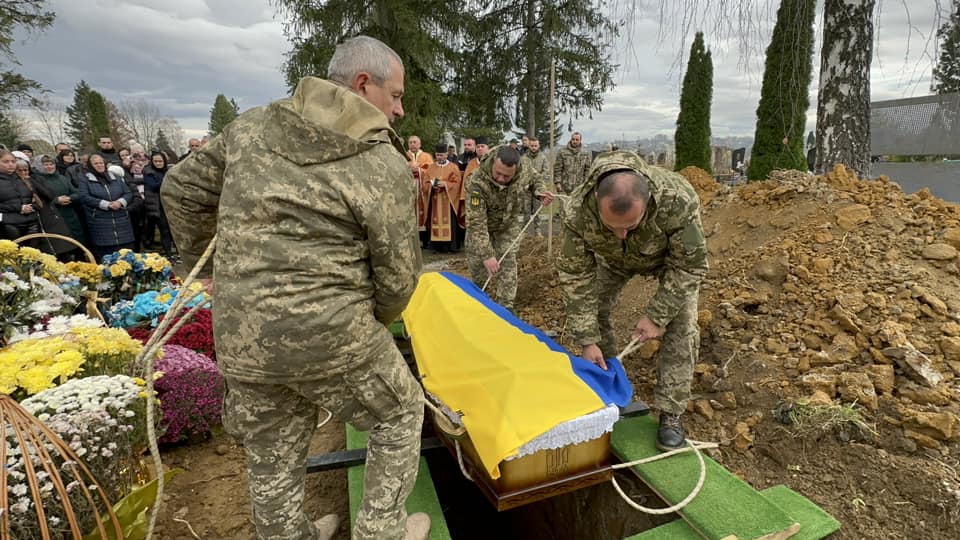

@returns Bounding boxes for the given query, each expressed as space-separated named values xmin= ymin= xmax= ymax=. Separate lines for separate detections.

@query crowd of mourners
xmin=0 ymin=136 xmax=207 ymax=262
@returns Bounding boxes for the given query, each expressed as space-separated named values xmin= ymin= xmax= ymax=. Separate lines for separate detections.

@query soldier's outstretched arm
xmin=358 ymin=153 xmax=423 ymax=326
xmin=162 ymin=133 xmax=226 ymax=273
xmin=555 ymin=219 xmax=601 ymax=346
xmin=645 ymin=197 xmax=709 ymax=329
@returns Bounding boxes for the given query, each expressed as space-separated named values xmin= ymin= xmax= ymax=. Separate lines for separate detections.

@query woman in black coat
xmin=0 ymin=150 xmax=40 ymax=241
xmin=57 ymin=149 xmax=86 ymax=188
xmin=34 ymin=155 xmax=88 ymax=259
xmin=143 ymin=151 xmax=176 ymax=260
xmin=13 ymin=158 xmax=75 ymax=257
xmin=76 ymin=153 xmax=135 ymax=261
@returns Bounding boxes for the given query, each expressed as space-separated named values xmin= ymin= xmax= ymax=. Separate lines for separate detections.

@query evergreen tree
xmin=0 ymin=1 xmax=55 ymax=109
xmin=155 ymin=128 xmax=174 ymax=158
xmin=65 ymin=80 xmax=93 ymax=149
xmin=275 ymin=0 xmax=466 ymax=145
xmin=87 ymin=91 xmax=111 ymax=142
xmin=933 ymin=0 xmax=960 ymax=94
xmin=209 ymin=94 xmax=239 ymax=135
xmin=0 ymin=110 xmax=26 ymax=149
xmin=465 ymin=0 xmax=618 ymax=140
xmin=748 ymin=0 xmax=816 ymax=181
xmin=673 ymin=32 xmax=713 ymax=173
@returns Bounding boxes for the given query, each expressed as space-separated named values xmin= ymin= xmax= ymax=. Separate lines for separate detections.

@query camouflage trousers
xmin=222 ymin=339 xmax=425 ymax=540
xmin=467 ymin=228 xmax=519 ymax=311
xmin=596 ymin=264 xmax=699 ymax=416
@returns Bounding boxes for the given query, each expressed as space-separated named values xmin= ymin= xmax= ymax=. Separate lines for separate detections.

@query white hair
xmin=327 ymin=36 xmax=403 ymax=85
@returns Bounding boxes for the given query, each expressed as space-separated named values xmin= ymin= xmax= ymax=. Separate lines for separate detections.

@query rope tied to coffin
xmin=614 ymin=337 xmax=719 ymax=515
xmin=481 ymin=203 xmax=546 ymax=292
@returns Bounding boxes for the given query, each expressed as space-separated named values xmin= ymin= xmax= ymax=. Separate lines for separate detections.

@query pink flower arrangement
xmin=152 ymin=344 xmax=224 ymax=444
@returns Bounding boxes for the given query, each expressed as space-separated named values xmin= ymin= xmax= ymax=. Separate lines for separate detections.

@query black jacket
xmin=0 ymin=171 xmax=39 ymax=227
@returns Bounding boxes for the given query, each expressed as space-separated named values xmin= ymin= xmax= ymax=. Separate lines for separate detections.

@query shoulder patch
xmin=470 ymin=187 xmax=483 ymax=207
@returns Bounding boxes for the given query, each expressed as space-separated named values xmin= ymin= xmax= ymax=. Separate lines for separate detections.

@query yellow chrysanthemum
xmin=17 ymin=246 xmax=44 ymax=263
xmin=65 ymin=262 xmax=103 ymax=284
xmin=38 ymin=253 xmax=65 ymax=275
xmin=70 ymin=327 xmax=143 ymax=356
xmin=0 ymin=239 xmax=18 ymax=257
xmin=18 ymin=366 xmax=56 ymax=396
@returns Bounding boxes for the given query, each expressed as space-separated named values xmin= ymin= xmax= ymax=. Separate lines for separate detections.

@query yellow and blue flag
xmin=404 ymin=272 xmax=632 ymax=479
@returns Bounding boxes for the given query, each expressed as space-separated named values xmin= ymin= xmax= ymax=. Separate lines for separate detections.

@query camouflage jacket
xmin=555 ymin=151 xmax=708 ymax=346
xmin=465 ymin=146 xmax=549 ymax=260
xmin=522 ymin=151 xmax=549 ymax=184
xmin=161 ymin=77 xmax=422 ymax=383
xmin=554 ymin=144 xmax=592 ymax=192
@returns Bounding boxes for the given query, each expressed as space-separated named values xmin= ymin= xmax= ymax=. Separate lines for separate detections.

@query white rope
xmin=617 ymin=337 xmax=643 ymax=361
xmin=611 ymin=337 xmax=719 ymax=514
xmin=316 ymin=407 xmax=333 ymax=429
xmin=481 ymin=202 xmax=545 ymax=292
xmin=454 ymin=440 xmax=475 ymax=482
xmin=611 ymin=439 xmax=719 ymax=515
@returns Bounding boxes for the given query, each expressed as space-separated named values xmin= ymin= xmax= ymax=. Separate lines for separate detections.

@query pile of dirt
xmin=509 ymin=164 xmax=960 ymax=538
xmin=678 ymin=165 xmax=722 ymax=207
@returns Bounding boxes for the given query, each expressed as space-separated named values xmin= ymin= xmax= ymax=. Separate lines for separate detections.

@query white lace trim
xmin=426 ymin=391 xmax=617 ymax=461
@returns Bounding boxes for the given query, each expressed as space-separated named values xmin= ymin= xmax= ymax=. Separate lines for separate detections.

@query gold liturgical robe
xmin=422 ymin=161 xmax=462 ymax=242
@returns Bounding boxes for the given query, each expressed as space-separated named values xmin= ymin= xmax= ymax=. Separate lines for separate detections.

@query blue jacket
xmin=76 ymin=170 xmax=135 ymax=247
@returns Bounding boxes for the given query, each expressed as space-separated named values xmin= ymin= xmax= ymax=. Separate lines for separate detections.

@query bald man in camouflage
xmin=555 ymin=151 xmax=708 ymax=450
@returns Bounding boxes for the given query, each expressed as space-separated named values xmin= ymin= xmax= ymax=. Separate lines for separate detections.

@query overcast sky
xmin=10 ymin=0 xmax=947 ymax=146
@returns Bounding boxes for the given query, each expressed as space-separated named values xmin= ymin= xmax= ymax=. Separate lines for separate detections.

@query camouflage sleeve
xmin=645 ymin=197 xmax=709 ymax=329
xmin=359 ymin=155 xmax=423 ymax=326
xmin=465 ymin=180 xmax=495 ymax=260
xmin=554 ymin=151 xmax=566 ymax=191
xmin=555 ymin=214 xmax=601 ymax=346
xmin=529 ymin=167 xmax=549 ymax=198
xmin=161 ymin=132 xmax=226 ymax=274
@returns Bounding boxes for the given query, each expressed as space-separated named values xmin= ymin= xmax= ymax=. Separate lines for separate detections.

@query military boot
xmin=657 ymin=412 xmax=686 ymax=451
xmin=404 ymin=512 xmax=431 ymax=540
xmin=313 ymin=514 xmax=340 ymax=540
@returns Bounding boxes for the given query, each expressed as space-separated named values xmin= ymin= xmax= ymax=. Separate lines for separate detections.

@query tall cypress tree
xmin=87 ymin=91 xmax=111 ymax=143
xmin=674 ymin=32 xmax=713 ymax=173
xmin=932 ymin=0 xmax=960 ymax=94
xmin=65 ymin=80 xmax=93 ymax=149
xmin=749 ymin=0 xmax=816 ymax=181
xmin=209 ymin=94 xmax=238 ymax=135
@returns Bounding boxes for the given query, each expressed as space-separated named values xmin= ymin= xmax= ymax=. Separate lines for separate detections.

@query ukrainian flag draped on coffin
xmin=404 ymin=272 xmax=632 ymax=479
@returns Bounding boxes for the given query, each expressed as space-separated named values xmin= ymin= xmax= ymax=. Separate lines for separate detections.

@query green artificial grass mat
xmin=760 ymin=485 xmax=840 ymax=540
xmin=624 ymin=485 xmax=840 ymax=540
xmin=346 ymin=426 xmax=452 ymax=539
xmin=612 ymin=416 xmax=799 ymax=539
xmin=626 ymin=519 xmax=701 ymax=540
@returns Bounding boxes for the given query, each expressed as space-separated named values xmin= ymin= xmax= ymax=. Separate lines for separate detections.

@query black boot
xmin=657 ymin=412 xmax=686 ymax=451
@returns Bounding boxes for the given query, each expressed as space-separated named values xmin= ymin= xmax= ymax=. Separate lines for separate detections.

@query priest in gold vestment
xmin=420 ymin=143 xmax=463 ymax=252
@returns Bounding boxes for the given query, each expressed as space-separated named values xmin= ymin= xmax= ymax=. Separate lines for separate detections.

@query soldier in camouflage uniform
xmin=465 ymin=145 xmax=555 ymax=311
xmin=520 ymin=137 xmax=550 ymax=229
xmin=161 ymin=36 xmax=430 ymax=540
xmin=555 ymin=151 xmax=708 ymax=451
xmin=553 ymin=131 xmax=593 ymax=194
